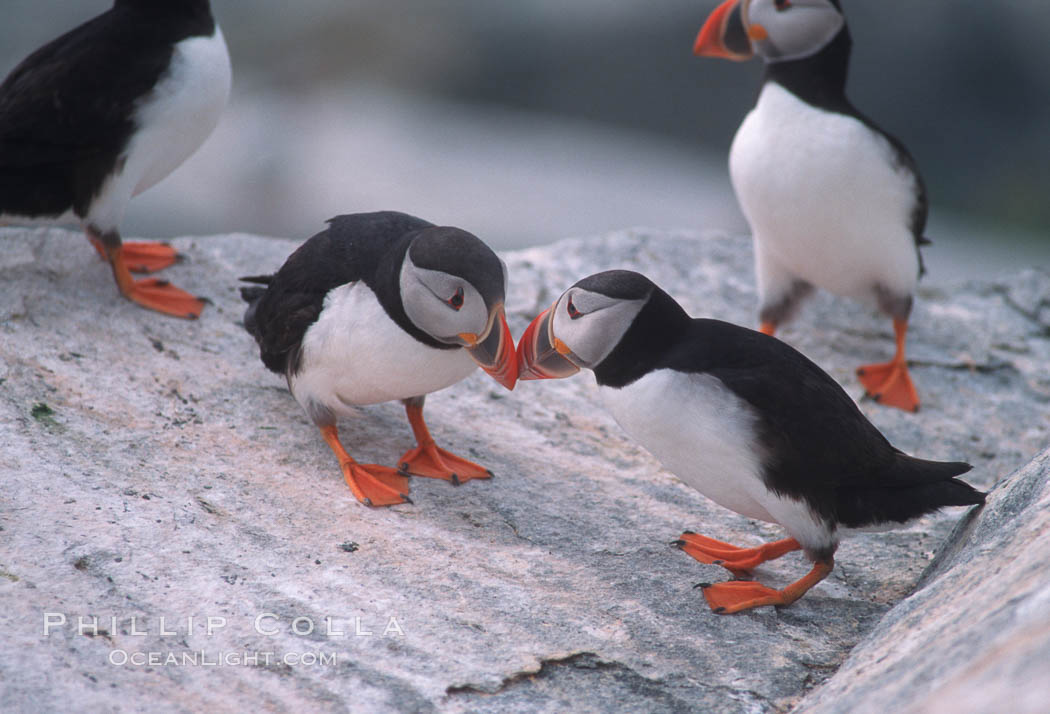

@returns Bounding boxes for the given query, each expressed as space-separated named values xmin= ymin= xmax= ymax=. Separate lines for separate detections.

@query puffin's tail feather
xmin=238 ymin=275 xmax=272 ymax=338
xmin=889 ymin=453 xmax=973 ymax=485
xmin=837 ymin=455 xmax=984 ymax=528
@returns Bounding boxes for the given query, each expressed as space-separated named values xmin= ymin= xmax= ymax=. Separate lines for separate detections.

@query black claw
xmin=671 ymin=540 xmax=686 ymax=548
xmin=362 ymin=498 xmax=373 ymax=507
xmin=713 ymin=559 xmax=724 ymax=565
xmin=693 ymin=582 xmax=712 ymax=590
xmin=400 ymin=494 xmax=413 ymax=504
xmin=681 ymin=530 xmax=696 ymax=535
xmin=714 ymin=607 xmax=726 ymax=614
xmin=856 ymin=367 xmax=866 ymax=376
xmin=450 ymin=473 xmax=461 ymax=487
xmin=485 ymin=469 xmax=495 ymax=479
xmin=872 ymin=393 xmax=883 ymax=402
xmin=400 ymin=462 xmax=410 ymax=472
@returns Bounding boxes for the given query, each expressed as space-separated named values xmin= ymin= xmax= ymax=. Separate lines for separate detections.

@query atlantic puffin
xmin=0 ymin=0 xmax=231 ymax=318
xmin=517 ymin=270 xmax=983 ymax=613
xmin=240 ymin=211 xmax=518 ymax=507
xmin=694 ymin=0 xmax=929 ymax=411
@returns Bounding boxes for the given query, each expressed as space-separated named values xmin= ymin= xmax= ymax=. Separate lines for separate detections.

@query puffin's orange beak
xmin=694 ymin=0 xmax=754 ymax=61
xmin=465 ymin=305 xmax=518 ymax=390
xmin=516 ymin=307 xmax=581 ymax=381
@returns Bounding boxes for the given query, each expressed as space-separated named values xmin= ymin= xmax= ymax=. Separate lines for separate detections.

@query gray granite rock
xmin=0 ymin=226 xmax=1047 ymax=712
xmin=794 ymin=448 xmax=1050 ymax=714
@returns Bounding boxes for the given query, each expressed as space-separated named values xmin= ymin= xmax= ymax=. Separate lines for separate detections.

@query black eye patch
xmin=567 ymin=296 xmax=582 ymax=319
xmin=447 ymin=287 xmax=464 ymax=310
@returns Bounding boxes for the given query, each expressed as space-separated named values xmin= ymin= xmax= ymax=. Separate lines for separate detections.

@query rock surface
xmin=796 ymin=448 xmax=1050 ymax=714
xmin=1 ymin=226 xmax=1048 ymax=712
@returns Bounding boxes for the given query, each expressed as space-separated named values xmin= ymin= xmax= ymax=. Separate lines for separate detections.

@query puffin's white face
xmin=548 ymin=286 xmax=647 ymax=369
xmin=399 ymin=258 xmax=495 ymax=346
xmin=694 ymin=0 xmax=844 ymax=64
xmin=517 ymin=281 xmax=648 ymax=382
xmin=745 ymin=0 xmax=844 ymax=62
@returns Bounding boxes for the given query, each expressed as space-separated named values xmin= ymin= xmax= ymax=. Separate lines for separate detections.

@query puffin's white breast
xmin=290 ymin=282 xmax=477 ymax=414
xmin=730 ymin=82 xmax=920 ymax=301
xmin=87 ymin=26 xmax=232 ymax=231
xmin=599 ymin=369 xmax=775 ymax=520
xmin=598 ymin=369 xmax=832 ymax=552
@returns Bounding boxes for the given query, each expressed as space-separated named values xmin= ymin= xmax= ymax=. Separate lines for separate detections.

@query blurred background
xmin=3 ymin=0 xmax=1048 ymax=281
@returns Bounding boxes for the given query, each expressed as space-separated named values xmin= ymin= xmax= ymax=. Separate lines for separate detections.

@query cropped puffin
xmin=517 ymin=270 xmax=983 ymax=614
xmin=0 ymin=0 xmax=231 ymax=318
xmin=241 ymin=211 xmax=518 ymax=507
xmin=694 ymin=0 xmax=928 ymax=411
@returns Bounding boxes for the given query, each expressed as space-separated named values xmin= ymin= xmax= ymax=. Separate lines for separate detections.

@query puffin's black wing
xmin=0 ymin=5 xmax=211 ymax=217
xmin=668 ymin=319 xmax=977 ymax=525
xmin=240 ymin=211 xmax=432 ymax=375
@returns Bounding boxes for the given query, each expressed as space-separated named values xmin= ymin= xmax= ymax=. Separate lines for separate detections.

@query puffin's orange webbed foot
xmin=117 ymin=241 xmax=180 ymax=273
xmin=856 ymin=359 xmax=919 ymax=412
xmin=98 ymin=239 xmax=204 ymax=318
xmin=125 ymin=278 xmax=206 ymax=319
xmin=340 ymin=462 xmax=411 ymax=507
xmin=90 ymin=237 xmax=179 ymax=273
xmin=399 ymin=399 xmax=491 ymax=484
xmin=319 ymin=424 xmax=410 ymax=507
xmin=857 ymin=317 xmax=919 ymax=412
xmin=673 ymin=533 xmax=800 ymax=577
xmin=698 ymin=560 xmax=833 ymax=614
xmin=398 ymin=443 xmax=492 ymax=485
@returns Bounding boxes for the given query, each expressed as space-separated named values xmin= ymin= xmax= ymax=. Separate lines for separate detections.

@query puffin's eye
xmin=447 ymin=287 xmax=464 ymax=310
xmin=774 ymin=0 xmax=791 ymax=10
xmin=567 ymin=296 xmax=582 ymax=320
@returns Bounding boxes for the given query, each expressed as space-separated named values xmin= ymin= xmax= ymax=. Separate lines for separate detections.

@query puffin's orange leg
xmin=397 ymin=401 xmax=491 ymax=484
xmin=100 ymin=242 xmax=205 ymax=319
xmin=319 ymin=425 xmax=410 ymax=507
xmin=700 ymin=559 xmax=833 ymax=614
xmin=90 ymin=236 xmax=178 ymax=273
xmin=758 ymin=321 xmax=776 ymax=336
xmin=673 ymin=533 xmax=800 ymax=576
xmin=856 ymin=318 xmax=919 ymax=412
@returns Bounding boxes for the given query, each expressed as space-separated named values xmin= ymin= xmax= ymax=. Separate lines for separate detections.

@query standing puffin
xmin=694 ymin=0 xmax=928 ymax=411
xmin=517 ymin=270 xmax=983 ymax=614
xmin=240 ymin=211 xmax=518 ymax=507
xmin=0 ymin=0 xmax=231 ymax=318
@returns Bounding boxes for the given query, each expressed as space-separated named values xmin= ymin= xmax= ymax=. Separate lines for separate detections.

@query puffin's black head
xmin=517 ymin=270 xmax=664 ymax=381
xmin=694 ymin=0 xmax=845 ymax=64
xmin=398 ymin=227 xmax=517 ymax=390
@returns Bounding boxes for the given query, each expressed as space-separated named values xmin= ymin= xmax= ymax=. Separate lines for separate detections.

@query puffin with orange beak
xmin=241 ymin=211 xmax=517 ymax=507
xmin=695 ymin=0 xmax=930 ymax=412
xmin=518 ymin=270 xmax=983 ymax=614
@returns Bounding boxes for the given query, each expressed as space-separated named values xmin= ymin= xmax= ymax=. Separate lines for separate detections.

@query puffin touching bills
xmin=241 ymin=211 xmax=517 ymax=507
xmin=517 ymin=270 xmax=984 ymax=614
xmin=0 ymin=0 xmax=231 ymax=318
xmin=694 ymin=0 xmax=930 ymax=411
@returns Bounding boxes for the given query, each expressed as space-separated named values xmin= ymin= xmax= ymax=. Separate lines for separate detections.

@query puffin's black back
xmin=593 ymin=285 xmax=981 ymax=528
xmin=240 ymin=211 xmax=434 ymax=375
xmin=0 ymin=1 xmax=215 ymax=218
